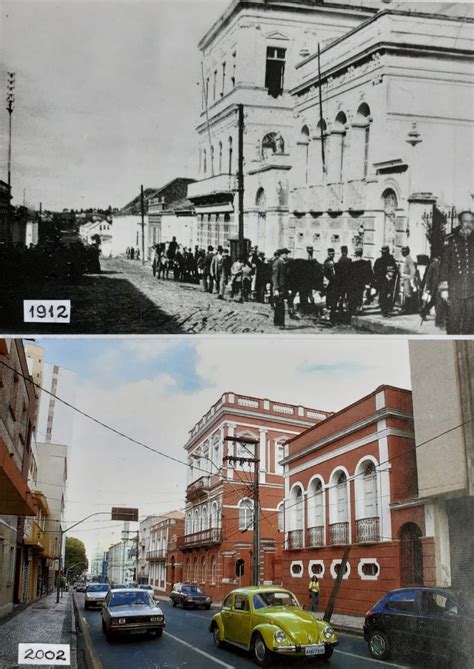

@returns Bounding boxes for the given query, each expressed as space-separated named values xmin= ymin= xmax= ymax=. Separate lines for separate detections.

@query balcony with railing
xmin=24 ymin=521 xmax=46 ymax=551
xmin=147 ymin=548 xmax=167 ymax=560
xmin=187 ymin=174 xmax=238 ymax=200
xmin=287 ymin=529 xmax=304 ymax=550
xmin=186 ymin=476 xmax=210 ymax=501
xmin=356 ymin=517 xmax=380 ymax=543
xmin=329 ymin=521 xmax=349 ymax=545
xmin=177 ymin=527 xmax=222 ymax=550
xmin=306 ymin=525 xmax=324 ymax=548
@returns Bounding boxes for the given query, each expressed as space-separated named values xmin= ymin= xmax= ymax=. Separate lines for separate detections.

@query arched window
xmin=194 ymin=508 xmax=200 ymax=534
xmin=218 ymin=141 xmax=223 ymax=173
xmin=201 ymin=505 xmax=208 ymax=531
xmin=203 ymin=149 xmax=207 ymax=175
xmin=186 ymin=558 xmax=192 ymax=581
xmin=239 ymin=499 xmax=254 ymax=531
xmin=210 ymin=146 xmax=215 ymax=175
xmin=275 ymin=438 xmax=286 ymax=475
xmin=300 ymin=125 xmax=310 ymax=184
xmin=329 ymin=469 xmax=349 ymax=544
xmin=211 ymin=501 xmax=219 ymax=528
xmin=382 ymin=188 xmax=398 ymax=252
xmin=262 ymin=132 xmax=285 ymax=159
xmin=333 ymin=112 xmax=347 ymax=183
xmin=307 ymin=478 xmax=324 ymax=547
xmin=211 ymin=556 xmax=217 ymax=584
xmin=336 ymin=473 xmax=348 ymax=522
xmin=256 ymin=187 xmax=266 ymax=210
xmin=355 ymin=103 xmax=371 ymax=178
xmin=316 ymin=119 xmax=327 ymax=180
xmin=193 ymin=557 xmax=199 ymax=582
xmin=228 ymin=137 xmax=233 ymax=174
xmin=277 ymin=502 xmax=284 ymax=533
xmin=186 ymin=511 xmax=192 ymax=535
xmin=201 ymin=557 xmax=206 ymax=582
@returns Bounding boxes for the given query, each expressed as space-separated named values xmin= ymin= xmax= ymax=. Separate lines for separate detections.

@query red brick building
xmin=178 ymin=392 xmax=330 ymax=604
xmin=147 ymin=512 xmax=185 ymax=595
xmin=281 ymin=385 xmax=434 ymax=617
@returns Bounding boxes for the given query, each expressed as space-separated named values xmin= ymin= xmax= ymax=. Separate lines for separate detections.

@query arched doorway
xmin=382 ymin=188 xmax=398 ymax=252
xmin=256 ymin=187 xmax=267 ymax=249
xmin=399 ymin=522 xmax=424 ymax=586
xmin=170 ymin=556 xmax=176 ymax=588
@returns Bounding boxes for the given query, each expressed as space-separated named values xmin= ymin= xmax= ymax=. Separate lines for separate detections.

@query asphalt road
xmin=76 ymin=593 xmax=421 ymax=669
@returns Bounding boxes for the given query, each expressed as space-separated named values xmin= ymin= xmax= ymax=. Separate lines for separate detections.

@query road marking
xmin=335 ymin=649 xmax=408 ymax=668
xmin=164 ymin=631 xmax=235 ymax=668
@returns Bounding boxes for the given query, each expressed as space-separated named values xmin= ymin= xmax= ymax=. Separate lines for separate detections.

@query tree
xmin=65 ymin=537 xmax=88 ymax=580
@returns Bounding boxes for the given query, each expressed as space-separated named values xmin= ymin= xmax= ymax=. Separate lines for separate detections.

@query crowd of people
xmin=131 ymin=209 xmax=473 ymax=333
xmin=0 ymin=239 xmax=101 ymax=286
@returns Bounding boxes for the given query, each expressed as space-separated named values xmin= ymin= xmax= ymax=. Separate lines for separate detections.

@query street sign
xmin=111 ymin=507 xmax=138 ymax=522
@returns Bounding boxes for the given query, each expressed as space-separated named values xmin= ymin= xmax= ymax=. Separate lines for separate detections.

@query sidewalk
xmin=0 ymin=591 xmax=77 ymax=669
xmin=352 ymin=306 xmax=444 ymax=335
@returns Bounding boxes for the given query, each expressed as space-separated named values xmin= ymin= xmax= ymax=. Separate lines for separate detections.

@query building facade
xmin=409 ymin=340 xmax=474 ymax=594
xmin=290 ymin=7 xmax=474 ymax=262
xmin=107 ymin=529 xmax=137 ymax=586
xmin=281 ymin=385 xmax=435 ymax=617
xmin=137 ymin=515 xmax=165 ymax=585
xmin=35 ymin=360 xmax=77 ymax=447
xmin=178 ymin=391 xmax=330 ymax=604
xmin=147 ymin=512 xmax=185 ymax=594
xmin=0 ymin=339 xmax=37 ymax=618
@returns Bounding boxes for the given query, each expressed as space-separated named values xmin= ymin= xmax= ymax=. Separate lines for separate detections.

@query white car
xmin=85 ymin=583 xmax=110 ymax=610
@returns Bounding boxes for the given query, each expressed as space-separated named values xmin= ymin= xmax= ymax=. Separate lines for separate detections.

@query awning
xmin=194 ymin=203 xmax=234 ymax=214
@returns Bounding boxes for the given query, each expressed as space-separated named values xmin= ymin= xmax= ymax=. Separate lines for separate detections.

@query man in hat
xmin=400 ymin=246 xmax=418 ymax=314
xmin=336 ymin=245 xmax=352 ymax=314
xmin=272 ymin=248 xmax=290 ymax=328
xmin=374 ymin=246 xmax=399 ymax=317
xmin=217 ymin=248 xmax=232 ymax=300
xmin=439 ymin=210 xmax=474 ymax=334
xmin=323 ymin=248 xmax=337 ymax=320
xmin=348 ymin=247 xmax=373 ymax=315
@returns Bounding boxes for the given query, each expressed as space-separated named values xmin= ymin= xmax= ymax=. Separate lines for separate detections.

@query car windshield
xmin=109 ymin=591 xmax=153 ymax=607
xmin=253 ymin=591 xmax=299 ymax=609
xmin=87 ymin=584 xmax=109 ymax=592
xmin=182 ymin=586 xmax=203 ymax=594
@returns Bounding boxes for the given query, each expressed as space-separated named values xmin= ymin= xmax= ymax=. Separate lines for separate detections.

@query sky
xmin=34 ymin=335 xmax=411 ymax=563
xmin=2 ymin=0 xmax=471 ymax=211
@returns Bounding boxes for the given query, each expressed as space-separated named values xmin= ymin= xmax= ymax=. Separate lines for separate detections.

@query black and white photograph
xmin=0 ymin=0 xmax=472 ymax=335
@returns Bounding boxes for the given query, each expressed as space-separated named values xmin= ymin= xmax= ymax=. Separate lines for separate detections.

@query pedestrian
xmin=308 ymin=575 xmax=320 ymax=613
xmin=373 ymin=246 xmax=399 ymax=317
xmin=347 ymin=248 xmax=373 ymax=315
xmin=272 ymin=248 xmax=290 ymax=328
xmin=211 ymin=246 xmax=223 ymax=295
xmin=400 ymin=246 xmax=418 ymax=314
xmin=439 ymin=210 xmax=474 ymax=334
xmin=135 ymin=247 xmax=140 ymax=261
xmin=323 ymin=248 xmax=337 ymax=321
xmin=241 ymin=260 xmax=254 ymax=301
xmin=420 ymin=255 xmax=446 ymax=327
xmin=203 ymin=245 xmax=215 ymax=293
xmin=218 ymin=248 xmax=232 ymax=299
xmin=167 ymin=236 xmax=178 ymax=261
xmin=125 ymin=246 xmax=130 ymax=259
xmin=130 ymin=246 xmax=135 ymax=260
xmin=336 ymin=245 xmax=352 ymax=315
xmin=230 ymin=257 xmax=244 ymax=299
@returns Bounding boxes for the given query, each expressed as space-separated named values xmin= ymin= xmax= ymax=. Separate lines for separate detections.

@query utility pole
xmin=224 ymin=435 xmax=259 ymax=585
xmin=6 ymin=72 xmax=15 ymax=240
xmin=237 ymin=104 xmax=245 ymax=259
xmin=136 ymin=529 xmax=140 ymax=585
xmin=323 ymin=545 xmax=351 ymax=622
xmin=140 ymin=184 xmax=145 ymax=265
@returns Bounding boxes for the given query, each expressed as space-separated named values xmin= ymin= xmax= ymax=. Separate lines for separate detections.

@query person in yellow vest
xmin=308 ymin=575 xmax=320 ymax=612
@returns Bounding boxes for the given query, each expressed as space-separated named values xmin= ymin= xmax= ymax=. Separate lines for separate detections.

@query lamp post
xmin=6 ymin=72 xmax=15 ymax=238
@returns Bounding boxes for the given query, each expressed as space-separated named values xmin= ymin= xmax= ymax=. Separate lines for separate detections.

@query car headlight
xmin=323 ymin=626 xmax=335 ymax=639
xmin=274 ymin=630 xmax=287 ymax=644
xmin=118 ymin=618 xmax=126 ymax=625
xmin=150 ymin=616 xmax=163 ymax=622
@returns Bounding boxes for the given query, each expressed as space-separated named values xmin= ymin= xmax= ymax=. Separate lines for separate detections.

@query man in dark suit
xmin=374 ymin=246 xmax=399 ymax=317
xmin=439 ymin=210 xmax=474 ymax=334
xmin=348 ymin=248 xmax=373 ymax=315
xmin=272 ymin=248 xmax=290 ymax=328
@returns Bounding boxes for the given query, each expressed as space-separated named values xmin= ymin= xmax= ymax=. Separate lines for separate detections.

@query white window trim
xmin=330 ymin=559 xmax=351 ymax=580
xmin=358 ymin=558 xmax=380 ymax=581
xmin=308 ymin=560 xmax=325 ymax=578
xmin=290 ymin=560 xmax=304 ymax=578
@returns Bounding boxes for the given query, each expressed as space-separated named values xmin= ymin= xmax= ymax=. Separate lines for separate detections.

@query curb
xmin=351 ymin=315 xmax=418 ymax=335
xmin=72 ymin=593 xmax=102 ymax=669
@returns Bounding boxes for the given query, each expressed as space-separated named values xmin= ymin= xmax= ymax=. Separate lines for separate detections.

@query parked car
xmin=75 ymin=582 xmax=87 ymax=593
xmin=84 ymin=583 xmax=110 ymax=610
xmin=364 ymin=587 xmax=474 ymax=664
xmin=209 ymin=586 xmax=338 ymax=666
xmin=101 ymin=588 xmax=165 ymax=641
xmin=170 ymin=583 xmax=212 ymax=609
xmin=110 ymin=584 xmax=128 ymax=590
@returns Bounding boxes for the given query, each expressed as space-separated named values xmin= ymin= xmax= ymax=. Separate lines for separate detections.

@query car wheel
xmin=368 ymin=630 xmax=391 ymax=660
xmin=252 ymin=633 xmax=272 ymax=667
xmin=322 ymin=647 xmax=334 ymax=660
xmin=205 ymin=604 xmax=211 ymax=610
xmin=212 ymin=623 xmax=224 ymax=648
xmin=172 ymin=599 xmax=177 ymax=607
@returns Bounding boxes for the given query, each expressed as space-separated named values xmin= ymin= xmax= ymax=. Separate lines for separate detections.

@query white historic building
xmin=290 ymin=6 xmax=474 ymax=261
xmin=188 ymin=0 xmax=473 ymax=259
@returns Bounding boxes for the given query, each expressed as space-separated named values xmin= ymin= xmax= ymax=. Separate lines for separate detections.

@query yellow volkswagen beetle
xmin=209 ymin=586 xmax=338 ymax=666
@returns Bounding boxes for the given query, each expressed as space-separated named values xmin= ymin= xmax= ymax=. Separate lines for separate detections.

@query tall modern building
xmin=35 ymin=361 xmax=77 ymax=446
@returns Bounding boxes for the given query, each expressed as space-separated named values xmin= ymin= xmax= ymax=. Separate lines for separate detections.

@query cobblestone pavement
xmin=0 ymin=590 xmax=76 ymax=669
xmin=101 ymin=258 xmax=359 ymax=334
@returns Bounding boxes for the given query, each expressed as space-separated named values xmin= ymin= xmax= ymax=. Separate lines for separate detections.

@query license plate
xmin=305 ymin=644 xmax=325 ymax=656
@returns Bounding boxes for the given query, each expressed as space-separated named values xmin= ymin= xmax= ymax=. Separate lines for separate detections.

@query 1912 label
xmin=24 ymin=300 xmax=71 ymax=323
xmin=18 ymin=643 xmax=70 ymax=665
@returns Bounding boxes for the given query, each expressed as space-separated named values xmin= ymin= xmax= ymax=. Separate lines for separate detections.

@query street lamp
xmin=6 ymin=72 xmax=15 ymax=236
